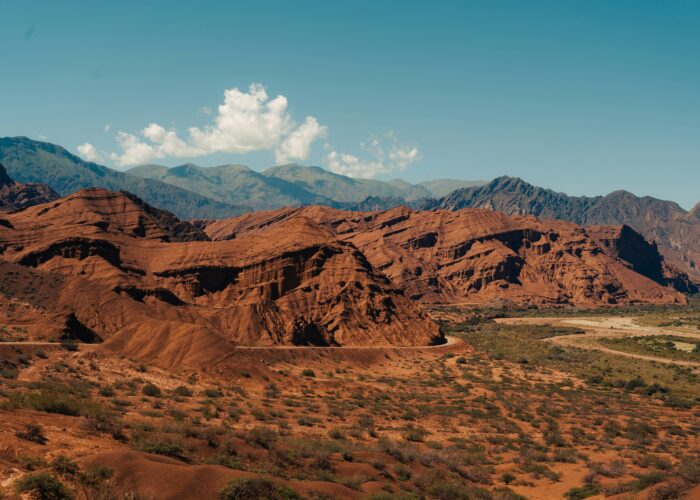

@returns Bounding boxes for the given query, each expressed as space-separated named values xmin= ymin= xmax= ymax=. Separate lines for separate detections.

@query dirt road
xmin=1 ymin=336 xmax=461 ymax=350
xmin=496 ymin=316 xmax=700 ymax=368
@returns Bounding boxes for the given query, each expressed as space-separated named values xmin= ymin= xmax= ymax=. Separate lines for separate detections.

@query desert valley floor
xmin=1 ymin=302 xmax=699 ymax=500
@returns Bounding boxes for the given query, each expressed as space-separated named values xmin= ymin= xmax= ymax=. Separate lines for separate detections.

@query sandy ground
xmin=497 ymin=316 xmax=700 ymax=368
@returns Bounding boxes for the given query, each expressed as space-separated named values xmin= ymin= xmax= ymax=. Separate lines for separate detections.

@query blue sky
xmin=1 ymin=1 xmax=699 ymax=207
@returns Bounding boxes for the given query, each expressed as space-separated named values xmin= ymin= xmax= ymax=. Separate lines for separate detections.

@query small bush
xmin=203 ymin=388 xmax=223 ymax=398
xmin=15 ymin=472 xmax=73 ymax=499
xmin=633 ymin=471 xmax=666 ymax=490
xmin=135 ymin=438 xmax=188 ymax=461
xmin=245 ymin=426 xmax=278 ymax=449
xmin=16 ymin=424 xmax=47 ymax=445
xmin=301 ymin=369 xmax=316 ymax=378
xmin=501 ymin=472 xmax=516 ymax=484
xmin=80 ymin=466 xmax=113 ymax=488
xmin=403 ymin=425 xmax=429 ymax=442
xmin=565 ymin=484 xmax=600 ymax=500
xmin=99 ymin=386 xmax=115 ymax=397
xmin=173 ymin=385 xmax=193 ymax=397
xmin=142 ymin=383 xmax=161 ymax=398
xmin=218 ymin=478 xmax=299 ymax=500
xmin=51 ymin=456 xmax=79 ymax=477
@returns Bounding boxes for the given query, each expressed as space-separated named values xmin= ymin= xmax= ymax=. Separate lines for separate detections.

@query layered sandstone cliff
xmin=205 ymin=206 xmax=686 ymax=306
xmin=0 ymin=189 xmax=443 ymax=368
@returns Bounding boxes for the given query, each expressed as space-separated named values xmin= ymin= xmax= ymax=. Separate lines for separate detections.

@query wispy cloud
xmin=325 ymin=132 xmax=421 ymax=178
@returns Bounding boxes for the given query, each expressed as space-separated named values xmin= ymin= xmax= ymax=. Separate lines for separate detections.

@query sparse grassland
xmin=0 ymin=303 xmax=698 ymax=499
xmin=600 ymin=335 xmax=700 ymax=362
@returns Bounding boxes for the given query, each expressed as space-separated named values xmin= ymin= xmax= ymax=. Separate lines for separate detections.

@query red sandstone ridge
xmin=204 ymin=205 xmax=686 ymax=306
xmin=0 ymin=162 xmax=58 ymax=211
xmin=0 ymin=189 xmax=442 ymax=368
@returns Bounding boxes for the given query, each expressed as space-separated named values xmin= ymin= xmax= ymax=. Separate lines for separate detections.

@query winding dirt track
xmin=0 ymin=336 xmax=461 ymax=350
xmin=496 ymin=316 xmax=700 ymax=368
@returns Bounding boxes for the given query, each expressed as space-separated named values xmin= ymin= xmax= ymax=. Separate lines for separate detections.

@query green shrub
xmin=501 ymin=472 xmax=516 ymax=484
xmin=80 ymin=466 xmax=113 ymax=488
xmin=99 ymin=386 xmax=115 ymax=397
xmin=11 ymin=381 xmax=104 ymax=418
xmin=633 ymin=471 xmax=666 ymax=490
xmin=173 ymin=385 xmax=193 ymax=397
xmin=135 ymin=438 xmax=188 ymax=461
xmin=679 ymin=455 xmax=700 ymax=482
xmin=403 ymin=425 xmax=429 ymax=442
xmin=142 ymin=383 xmax=161 ymax=397
xmin=301 ymin=369 xmax=316 ymax=378
xmin=15 ymin=472 xmax=73 ymax=499
xmin=565 ymin=484 xmax=600 ymax=500
xmin=16 ymin=424 xmax=47 ymax=445
xmin=218 ymin=478 xmax=300 ymax=500
xmin=245 ymin=426 xmax=278 ymax=449
xmin=51 ymin=456 xmax=79 ymax=477
xmin=203 ymin=388 xmax=223 ymax=398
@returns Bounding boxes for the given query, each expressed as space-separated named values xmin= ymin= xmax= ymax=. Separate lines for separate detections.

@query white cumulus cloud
xmin=325 ymin=132 xmax=421 ymax=178
xmin=275 ymin=116 xmax=327 ymax=164
xmin=76 ymin=142 xmax=105 ymax=163
xmin=106 ymin=83 xmax=326 ymax=167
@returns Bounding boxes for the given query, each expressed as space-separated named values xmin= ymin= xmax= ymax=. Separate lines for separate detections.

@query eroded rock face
xmin=589 ymin=225 xmax=698 ymax=294
xmin=0 ymin=189 xmax=442 ymax=367
xmin=435 ymin=176 xmax=700 ymax=285
xmin=205 ymin=206 xmax=686 ymax=306
xmin=0 ymin=162 xmax=59 ymax=211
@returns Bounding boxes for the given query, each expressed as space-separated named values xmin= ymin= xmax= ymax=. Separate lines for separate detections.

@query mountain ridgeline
xmin=430 ymin=176 xmax=700 ymax=287
xmin=0 ymin=137 xmax=248 ymax=219
xmin=0 ymin=137 xmax=482 ymax=216
xmin=1 ymin=137 xmax=697 ymax=288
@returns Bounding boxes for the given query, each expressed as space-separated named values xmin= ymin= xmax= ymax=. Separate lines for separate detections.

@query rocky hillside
xmin=0 ymin=162 xmax=59 ymax=211
xmin=0 ymin=189 xmax=442 ymax=367
xmin=128 ymin=163 xmax=334 ymax=210
xmin=435 ymin=176 xmax=700 ymax=284
xmin=204 ymin=206 xmax=687 ymax=307
xmin=128 ymin=163 xmax=449 ymax=208
xmin=0 ymin=137 xmax=247 ymax=220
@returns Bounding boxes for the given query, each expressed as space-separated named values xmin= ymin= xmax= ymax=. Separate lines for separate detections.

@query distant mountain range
xmin=128 ymin=163 xmax=483 ymax=209
xmin=0 ymin=137 xmax=483 ymax=215
xmin=1 ymin=136 xmax=698 ymax=286
xmin=431 ymin=176 xmax=700 ymax=285
xmin=0 ymin=137 xmax=247 ymax=219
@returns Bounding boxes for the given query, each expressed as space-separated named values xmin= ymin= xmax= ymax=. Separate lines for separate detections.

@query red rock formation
xmin=205 ymin=206 xmax=686 ymax=306
xmin=0 ymin=189 xmax=442 ymax=368
xmin=0 ymin=162 xmax=58 ymax=211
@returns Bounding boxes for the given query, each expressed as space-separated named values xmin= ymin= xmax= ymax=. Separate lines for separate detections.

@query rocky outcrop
xmin=589 ymin=225 xmax=698 ymax=294
xmin=435 ymin=176 xmax=700 ymax=286
xmin=205 ymin=206 xmax=686 ymax=307
xmin=0 ymin=189 xmax=442 ymax=367
xmin=0 ymin=162 xmax=58 ymax=211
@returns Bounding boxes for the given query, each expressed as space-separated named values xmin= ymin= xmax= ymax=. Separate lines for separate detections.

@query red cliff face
xmin=0 ymin=189 xmax=442 ymax=368
xmin=0 ymin=163 xmax=59 ymax=211
xmin=0 ymin=189 xmax=688 ymax=367
xmin=205 ymin=206 xmax=686 ymax=307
